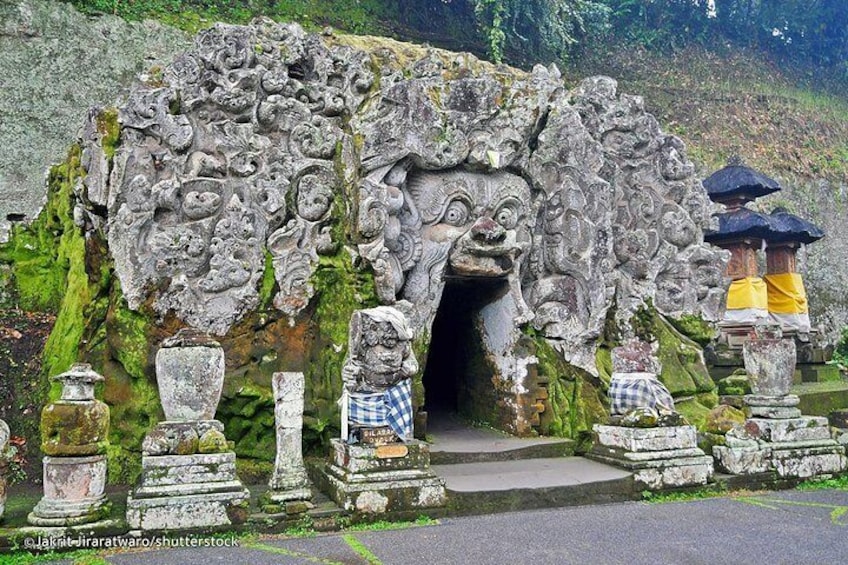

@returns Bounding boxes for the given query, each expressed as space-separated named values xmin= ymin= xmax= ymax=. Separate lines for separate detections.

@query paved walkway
xmin=28 ymin=488 xmax=848 ymax=564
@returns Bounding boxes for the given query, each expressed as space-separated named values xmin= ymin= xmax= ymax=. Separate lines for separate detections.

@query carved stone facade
xmin=77 ymin=20 xmax=727 ymax=436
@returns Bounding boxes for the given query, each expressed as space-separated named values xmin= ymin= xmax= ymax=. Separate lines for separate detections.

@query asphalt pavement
xmin=27 ymin=487 xmax=848 ymax=565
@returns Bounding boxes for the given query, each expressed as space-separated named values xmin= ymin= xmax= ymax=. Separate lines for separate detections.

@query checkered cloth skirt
xmin=344 ymin=379 xmax=414 ymax=440
xmin=608 ymin=372 xmax=675 ymax=415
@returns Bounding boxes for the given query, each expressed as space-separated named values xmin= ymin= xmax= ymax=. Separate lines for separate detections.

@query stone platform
xmin=318 ymin=439 xmax=446 ymax=514
xmin=588 ymin=425 xmax=713 ymax=489
xmin=126 ymin=452 xmax=249 ymax=530
xmin=713 ymin=414 xmax=847 ymax=479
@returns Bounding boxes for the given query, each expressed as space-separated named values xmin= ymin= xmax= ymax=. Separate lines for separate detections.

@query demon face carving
xmin=406 ymin=169 xmax=532 ymax=279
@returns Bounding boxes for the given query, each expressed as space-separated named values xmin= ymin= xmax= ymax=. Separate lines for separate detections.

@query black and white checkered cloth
xmin=609 ymin=372 xmax=675 ymax=415
xmin=347 ymin=379 xmax=413 ymax=439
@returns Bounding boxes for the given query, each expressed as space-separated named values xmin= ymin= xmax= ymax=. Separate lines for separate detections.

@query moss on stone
xmin=303 ymin=248 xmax=378 ymax=450
xmin=531 ymin=333 xmax=608 ymax=446
xmin=667 ymin=314 xmax=716 ymax=347
xmin=258 ymin=249 xmax=277 ymax=309
xmin=94 ymin=108 xmax=120 ymax=160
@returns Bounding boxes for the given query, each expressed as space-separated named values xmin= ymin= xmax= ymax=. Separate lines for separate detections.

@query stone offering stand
xmin=713 ymin=326 xmax=847 ymax=478
xmin=125 ymin=329 xmax=250 ymax=531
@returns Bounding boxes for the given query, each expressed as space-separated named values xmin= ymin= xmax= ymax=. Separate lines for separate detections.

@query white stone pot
xmin=155 ymin=329 xmax=225 ymax=421
xmin=743 ymin=330 xmax=796 ymax=397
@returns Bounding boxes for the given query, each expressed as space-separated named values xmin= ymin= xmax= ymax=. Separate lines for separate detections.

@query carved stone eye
xmin=443 ymin=200 xmax=470 ymax=226
xmin=495 ymin=206 xmax=517 ymax=229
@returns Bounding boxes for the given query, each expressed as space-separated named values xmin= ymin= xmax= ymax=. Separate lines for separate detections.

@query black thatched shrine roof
xmin=704 ymin=207 xmax=773 ymax=243
xmin=703 ymin=165 xmax=781 ymax=203
xmin=767 ymin=208 xmax=825 ymax=244
xmin=704 ymin=207 xmax=825 ymax=245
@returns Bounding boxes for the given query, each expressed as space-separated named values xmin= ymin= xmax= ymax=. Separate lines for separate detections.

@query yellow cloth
xmin=765 ymin=273 xmax=808 ymax=314
xmin=726 ymin=277 xmax=768 ymax=310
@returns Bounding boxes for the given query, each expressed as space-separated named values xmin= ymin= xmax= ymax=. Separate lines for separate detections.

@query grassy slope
xmin=570 ymin=45 xmax=848 ymax=185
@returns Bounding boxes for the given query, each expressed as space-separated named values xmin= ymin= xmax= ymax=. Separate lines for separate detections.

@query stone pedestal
xmin=589 ymin=425 xmax=714 ymax=490
xmin=265 ymin=372 xmax=312 ymax=510
xmin=127 ymin=332 xmax=249 ymax=531
xmin=29 ymin=455 xmax=109 ymax=526
xmin=321 ymin=439 xmax=446 ymax=514
xmin=29 ymin=364 xmax=111 ymax=527
xmin=713 ymin=395 xmax=846 ymax=478
xmin=126 ymin=450 xmax=249 ymax=530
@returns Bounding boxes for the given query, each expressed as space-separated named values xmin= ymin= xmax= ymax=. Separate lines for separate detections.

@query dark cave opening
xmin=422 ymin=277 xmax=507 ymax=421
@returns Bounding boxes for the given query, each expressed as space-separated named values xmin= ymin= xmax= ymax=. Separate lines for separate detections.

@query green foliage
xmin=472 ymin=0 xmax=611 ymax=63
xmin=641 ymin=484 xmax=726 ymax=503
xmin=831 ymin=325 xmax=848 ymax=371
xmin=66 ymin=0 xmax=393 ymax=34
xmin=796 ymin=474 xmax=848 ymax=491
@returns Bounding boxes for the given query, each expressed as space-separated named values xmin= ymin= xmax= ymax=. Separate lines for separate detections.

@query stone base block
xmin=321 ymin=440 xmax=445 ymax=513
xmin=590 ymin=425 xmax=713 ymax=489
xmin=28 ymin=455 xmax=109 ymax=527
xmin=265 ymin=486 xmax=313 ymax=504
xmin=744 ymin=394 xmax=800 ymax=407
xmin=126 ymin=489 xmax=250 ymax=531
xmin=330 ymin=439 xmax=431 ymax=475
xmin=745 ymin=417 xmax=831 ymax=443
xmin=133 ymin=452 xmax=240 ymax=497
xmin=127 ymin=451 xmax=250 ymax=530
xmin=714 ymin=441 xmax=847 ymax=478
xmin=749 ymin=406 xmax=802 ymax=419
xmin=772 ymin=445 xmax=848 ymax=479
xmin=593 ymin=425 xmax=698 ymax=452
xmin=713 ymin=445 xmax=772 ymax=474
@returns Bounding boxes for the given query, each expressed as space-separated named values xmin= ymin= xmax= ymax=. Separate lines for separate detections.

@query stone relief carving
xmin=80 ymin=21 xmax=726 ymax=365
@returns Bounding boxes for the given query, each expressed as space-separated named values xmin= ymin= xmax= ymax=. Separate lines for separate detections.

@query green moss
xmin=631 ymin=303 xmax=716 ymax=397
xmin=0 ymin=145 xmax=84 ymax=314
xmin=667 ymin=314 xmax=716 ymax=347
xmin=94 ymin=108 xmax=120 ymax=160
xmin=531 ymin=333 xmax=607 ymax=445
xmin=235 ymin=458 xmax=274 ymax=485
xmin=304 ymin=248 xmax=378 ymax=450
xmin=258 ymin=249 xmax=277 ymax=309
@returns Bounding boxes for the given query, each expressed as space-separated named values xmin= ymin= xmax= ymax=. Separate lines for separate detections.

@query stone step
xmin=792 ymin=381 xmax=848 ymax=417
xmin=427 ymin=416 xmax=575 ymax=465
xmin=431 ymin=457 xmax=635 ymax=514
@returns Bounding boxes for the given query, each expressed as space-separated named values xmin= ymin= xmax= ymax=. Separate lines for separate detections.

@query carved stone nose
xmin=470 ymin=216 xmax=506 ymax=243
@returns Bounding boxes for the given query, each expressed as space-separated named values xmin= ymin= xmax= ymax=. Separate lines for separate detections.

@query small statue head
xmin=345 ymin=306 xmax=418 ymax=390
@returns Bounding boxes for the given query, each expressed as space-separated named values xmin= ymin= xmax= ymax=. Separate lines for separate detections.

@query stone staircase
xmin=426 ymin=414 xmax=636 ymax=514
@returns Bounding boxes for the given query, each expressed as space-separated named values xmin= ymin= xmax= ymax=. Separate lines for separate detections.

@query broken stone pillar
xmin=0 ymin=419 xmax=9 ymax=522
xmin=589 ymin=340 xmax=713 ymax=489
xmin=263 ymin=371 xmax=312 ymax=513
xmin=126 ymin=329 xmax=249 ymax=530
xmin=713 ymin=325 xmax=846 ymax=477
xmin=28 ymin=364 xmax=111 ymax=526
xmin=319 ymin=306 xmax=445 ymax=514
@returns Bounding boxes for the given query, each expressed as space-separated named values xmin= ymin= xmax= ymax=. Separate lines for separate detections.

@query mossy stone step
xmin=791 ymin=381 xmax=848 ymax=417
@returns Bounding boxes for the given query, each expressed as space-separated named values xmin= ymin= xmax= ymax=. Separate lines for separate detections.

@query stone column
xmin=265 ymin=371 xmax=312 ymax=511
xmin=28 ymin=364 xmax=111 ymax=527
xmin=0 ymin=419 xmax=9 ymax=522
xmin=126 ymin=329 xmax=249 ymax=531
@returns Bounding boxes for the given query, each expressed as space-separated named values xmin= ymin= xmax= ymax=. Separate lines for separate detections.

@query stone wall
xmin=0 ymin=0 xmax=189 ymax=241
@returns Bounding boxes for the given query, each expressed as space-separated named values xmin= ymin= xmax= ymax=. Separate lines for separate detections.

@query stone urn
xmin=0 ymin=419 xmax=9 ymax=522
xmin=155 ymin=328 xmax=225 ymax=421
xmin=743 ymin=325 xmax=796 ymax=396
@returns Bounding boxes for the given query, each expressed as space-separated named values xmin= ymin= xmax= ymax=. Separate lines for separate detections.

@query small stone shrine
xmin=321 ymin=306 xmax=446 ymax=514
xmin=589 ymin=340 xmax=713 ymax=489
xmin=126 ymin=329 xmax=249 ymax=530
xmin=28 ymin=364 xmax=111 ymax=527
xmin=263 ymin=371 xmax=313 ymax=513
xmin=0 ymin=419 xmax=10 ymax=522
xmin=713 ymin=325 xmax=846 ymax=478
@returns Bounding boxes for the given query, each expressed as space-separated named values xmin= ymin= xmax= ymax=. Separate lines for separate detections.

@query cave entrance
xmin=422 ymin=277 xmax=507 ymax=428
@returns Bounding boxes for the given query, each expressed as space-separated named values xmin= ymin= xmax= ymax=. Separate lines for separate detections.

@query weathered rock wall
xmin=3 ymin=17 xmax=727 ymax=480
xmin=0 ymin=0 xmax=189 ymax=241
